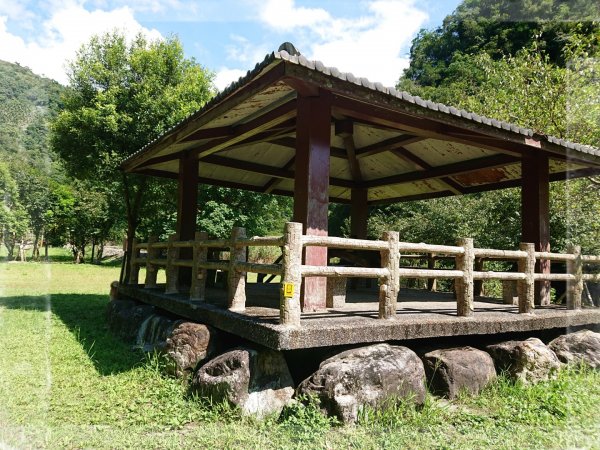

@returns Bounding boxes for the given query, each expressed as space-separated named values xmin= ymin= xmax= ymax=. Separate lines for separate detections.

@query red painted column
xmin=294 ymin=92 xmax=331 ymax=311
xmin=351 ymin=188 xmax=368 ymax=239
xmin=177 ymin=151 xmax=199 ymax=287
xmin=521 ymin=153 xmax=550 ymax=305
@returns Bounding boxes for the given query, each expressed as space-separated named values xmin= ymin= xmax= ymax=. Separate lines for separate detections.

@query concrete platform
xmin=116 ymin=284 xmax=600 ymax=350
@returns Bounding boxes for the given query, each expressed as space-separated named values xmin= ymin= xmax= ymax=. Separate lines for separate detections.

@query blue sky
xmin=0 ymin=0 xmax=461 ymax=90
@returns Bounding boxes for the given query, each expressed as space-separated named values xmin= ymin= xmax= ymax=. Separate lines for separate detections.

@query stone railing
xmin=128 ymin=222 xmax=600 ymax=327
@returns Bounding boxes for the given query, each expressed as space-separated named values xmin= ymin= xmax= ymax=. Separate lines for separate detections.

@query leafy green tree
xmin=402 ymin=0 xmax=599 ymax=90
xmin=0 ymin=162 xmax=29 ymax=259
xmin=197 ymin=187 xmax=293 ymax=238
xmin=51 ymin=32 xmax=214 ymax=276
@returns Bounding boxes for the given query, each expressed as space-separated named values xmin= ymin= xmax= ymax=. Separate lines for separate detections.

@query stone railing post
xmin=456 ymin=238 xmax=474 ymax=317
xmin=280 ymin=222 xmax=302 ymax=326
xmin=567 ymin=244 xmax=583 ymax=310
xmin=228 ymin=227 xmax=247 ymax=311
xmin=518 ymin=242 xmax=535 ymax=313
xmin=379 ymin=231 xmax=400 ymax=319
xmin=190 ymin=231 xmax=208 ymax=302
xmin=165 ymin=233 xmax=179 ymax=294
xmin=128 ymin=238 xmax=140 ymax=285
xmin=144 ymin=235 xmax=159 ymax=289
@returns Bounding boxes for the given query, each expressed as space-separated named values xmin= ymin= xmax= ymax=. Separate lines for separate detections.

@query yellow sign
xmin=283 ymin=282 xmax=295 ymax=298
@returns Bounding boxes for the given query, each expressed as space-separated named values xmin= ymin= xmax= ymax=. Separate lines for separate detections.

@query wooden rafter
xmin=263 ymin=156 xmax=295 ymax=194
xmin=194 ymin=100 xmax=297 ymax=159
xmin=363 ymin=154 xmax=517 ymax=188
xmin=201 ymin=154 xmax=354 ymax=188
xmin=389 ymin=148 xmax=464 ymax=194
xmin=355 ymin=134 xmax=426 ymax=158
xmin=335 ymin=120 xmax=363 ymax=182
xmin=269 ymin=136 xmax=348 ymax=159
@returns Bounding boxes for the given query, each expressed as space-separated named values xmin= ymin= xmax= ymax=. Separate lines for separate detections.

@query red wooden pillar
xmin=351 ymin=188 xmax=368 ymax=239
xmin=177 ymin=151 xmax=199 ymax=287
xmin=521 ymin=153 xmax=550 ymax=305
xmin=294 ymin=92 xmax=331 ymax=311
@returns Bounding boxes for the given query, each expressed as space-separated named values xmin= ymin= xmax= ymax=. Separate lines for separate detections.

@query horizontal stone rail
xmin=127 ymin=222 xmax=599 ymax=328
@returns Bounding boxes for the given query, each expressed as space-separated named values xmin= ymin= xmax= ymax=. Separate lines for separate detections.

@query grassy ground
xmin=1 ymin=256 xmax=600 ymax=449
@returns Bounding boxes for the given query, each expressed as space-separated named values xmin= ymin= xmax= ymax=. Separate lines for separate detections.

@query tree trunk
xmin=19 ymin=241 xmax=26 ymax=262
xmin=45 ymin=240 xmax=49 ymax=261
xmin=96 ymin=241 xmax=104 ymax=261
xmin=90 ymin=239 xmax=96 ymax=264
xmin=32 ymin=233 xmax=40 ymax=261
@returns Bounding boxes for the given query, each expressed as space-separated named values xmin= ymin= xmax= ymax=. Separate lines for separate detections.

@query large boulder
xmin=136 ymin=314 xmax=179 ymax=352
xmin=106 ymin=298 xmax=155 ymax=343
xmin=487 ymin=338 xmax=560 ymax=384
xmin=297 ymin=343 xmax=426 ymax=424
xmin=165 ymin=322 xmax=218 ymax=377
xmin=192 ymin=346 xmax=294 ymax=418
xmin=549 ymin=330 xmax=600 ymax=369
xmin=423 ymin=346 xmax=496 ymax=399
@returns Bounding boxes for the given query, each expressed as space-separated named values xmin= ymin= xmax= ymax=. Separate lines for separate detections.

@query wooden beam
xmin=182 ymin=119 xmax=295 ymax=144
xmin=180 ymin=125 xmax=232 ymax=142
xmin=363 ymin=154 xmax=517 ymax=188
xmin=390 ymin=148 xmax=464 ymax=194
xmin=134 ymin=104 xmax=299 ymax=172
xmin=194 ymin=100 xmax=297 ymax=159
xmin=369 ymin=190 xmax=455 ymax=205
xmin=263 ymin=156 xmax=295 ymax=194
xmin=335 ymin=120 xmax=363 ymax=182
xmin=202 ymin=154 xmax=355 ymax=188
xmin=270 ymin=136 xmax=348 ymax=159
xmin=355 ymin=134 xmax=426 ymax=158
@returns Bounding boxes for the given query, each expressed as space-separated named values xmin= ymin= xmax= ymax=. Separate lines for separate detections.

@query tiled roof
xmin=123 ymin=43 xmax=600 ymax=165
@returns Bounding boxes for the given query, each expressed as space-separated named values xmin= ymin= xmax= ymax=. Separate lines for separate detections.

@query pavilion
xmin=121 ymin=43 xmax=600 ymax=312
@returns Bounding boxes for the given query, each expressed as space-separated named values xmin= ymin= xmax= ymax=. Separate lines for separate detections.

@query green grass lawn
xmin=1 ymin=260 xmax=599 ymax=449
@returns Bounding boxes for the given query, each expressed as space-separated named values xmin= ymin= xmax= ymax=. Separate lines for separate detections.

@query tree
xmin=51 ymin=32 xmax=214 ymax=276
xmin=0 ymin=162 xmax=28 ymax=259
xmin=401 ymin=0 xmax=599 ymax=90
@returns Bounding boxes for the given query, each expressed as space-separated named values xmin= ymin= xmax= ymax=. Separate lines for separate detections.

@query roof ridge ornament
xmin=278 ymin=42 xmax=301 ymax=56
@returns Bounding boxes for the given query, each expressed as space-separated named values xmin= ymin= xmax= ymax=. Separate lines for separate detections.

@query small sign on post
xmin=283 ymin=282 xmax=295 ymax=298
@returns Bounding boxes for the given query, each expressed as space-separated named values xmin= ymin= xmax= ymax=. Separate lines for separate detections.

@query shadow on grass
xmin=1 ymin=293 xmax=143 ymax=375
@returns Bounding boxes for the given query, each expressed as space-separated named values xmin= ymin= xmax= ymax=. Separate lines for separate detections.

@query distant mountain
xmin=0 ymin=60 xmax=65 ymax=171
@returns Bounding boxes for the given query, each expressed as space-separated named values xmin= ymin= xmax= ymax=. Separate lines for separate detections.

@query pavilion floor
xmin=116 ymin=283 xmax=600 ymax=350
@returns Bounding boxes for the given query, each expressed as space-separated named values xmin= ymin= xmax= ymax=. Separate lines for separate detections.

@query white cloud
xmin=225 ymin=35 xmax=269 ymax=64
xmin=259 ymin=0 xmax=330 ymax=31
xmin=0 ymin=4 xmax=162 ymax=84
xmin=257 ymin=0 xmax=428 ymax=87
xmin=214 ymin=67 xmax=247 ymax=91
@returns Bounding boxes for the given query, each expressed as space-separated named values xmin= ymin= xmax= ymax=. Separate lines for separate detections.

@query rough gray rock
xmin=136 ymin=314 xmax=178 ymax=352
xmin=423 ymin=346 xmax=496 ymax=399
xmin=106 ymin=298 xmax=155 ymax=343
xmin=297 ymin=343 xmax=426 ymax=423
xmin=549 ymin=329 xmax=600 ymax=369
xmin=165 ymin=322 xmax=218 ymax=377
xmin=487 ymin=338 xmax=560 ymax=384
xmin=192 ymin=347 xmax=294 ymax=418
